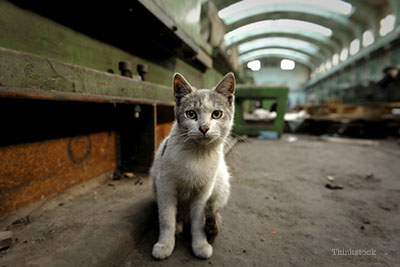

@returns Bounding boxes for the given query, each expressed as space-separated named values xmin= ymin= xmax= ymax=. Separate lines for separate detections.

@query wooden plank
xmin=0 ymin=47 xmax=175 ymax=105
xmin=0 ymin=86 xmax=174 ymax=106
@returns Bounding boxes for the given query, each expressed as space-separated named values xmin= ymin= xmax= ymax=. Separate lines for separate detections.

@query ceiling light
xmin=332 ymin=53 xmax=339 ymax=66
xmin=362 ymin=30 xmax=375 ymax=47
xmin=340 ymin=48 xmax=348 ymax=61
xmin=247 ymin=60 xmax=261 ymax=71
xmin=280 ymin=59 xmax=295 ymax=70
xmin=349 ymin=39 xmax=360 ymax=55
xmin=379 ymin=14 xmax=395 ymax=36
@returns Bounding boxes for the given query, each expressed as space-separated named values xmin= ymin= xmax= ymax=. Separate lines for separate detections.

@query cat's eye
xmin=185 ymin=110 xmax=197 ymax=120
xmin=211 ymin=110 xmax=223 ymax=119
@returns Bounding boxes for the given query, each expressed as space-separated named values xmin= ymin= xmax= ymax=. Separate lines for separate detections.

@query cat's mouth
xmin=193 ymin=134 xmax=218 ymax=145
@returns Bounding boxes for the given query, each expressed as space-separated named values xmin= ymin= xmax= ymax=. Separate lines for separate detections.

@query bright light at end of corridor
xmin=247 ymin=60 xmax=261 ymax=71
xmin=280 ymin=59 xmax=295 ymax=70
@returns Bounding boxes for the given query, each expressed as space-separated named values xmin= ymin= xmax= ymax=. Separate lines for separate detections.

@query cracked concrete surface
xmin=1 ymin=135 xmax=399 ymax=266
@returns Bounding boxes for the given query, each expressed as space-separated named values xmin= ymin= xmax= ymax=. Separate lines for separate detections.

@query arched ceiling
xmin=213 ymin=0 xmax=398 ymax=72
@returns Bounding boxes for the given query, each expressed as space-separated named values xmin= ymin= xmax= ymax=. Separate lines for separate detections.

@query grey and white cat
xmin=150 ymin=72 xmax=235 ymax=260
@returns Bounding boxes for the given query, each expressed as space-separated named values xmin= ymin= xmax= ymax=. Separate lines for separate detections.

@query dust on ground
xmin=1 ymin=135 xmax=399 ymax=267
xmin=121 ymin=135 xmax=400 ymax=267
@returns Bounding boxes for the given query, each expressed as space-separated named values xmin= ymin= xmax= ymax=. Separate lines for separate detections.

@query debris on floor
xmin=325 ymin=183 xmax=344 ymax=190
xmin=0 ymin=231 xmax=14 ymax=250
xmin=310 ymin=136 xmax=380 ymax=146
xmin=258 ymin=130 xmax=278 ymax=139
xmin=286 ymin=136 xmax=298 ymax=142
xmin=326 ymin=175 xmax=335 ymax=182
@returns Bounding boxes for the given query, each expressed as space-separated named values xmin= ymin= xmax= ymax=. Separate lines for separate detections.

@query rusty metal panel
xmin=155 ymin=122 xmax=173 ymax=149
xmin=0 ymin=132 xmax=117 ymax=215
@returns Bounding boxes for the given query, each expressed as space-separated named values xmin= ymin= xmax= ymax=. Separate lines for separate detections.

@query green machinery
xmin=233 ymin=85 xmax=289 ymax=137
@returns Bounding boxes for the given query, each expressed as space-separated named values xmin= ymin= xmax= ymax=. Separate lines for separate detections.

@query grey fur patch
xmin=161 ymin=138 xmax=168 ymax=157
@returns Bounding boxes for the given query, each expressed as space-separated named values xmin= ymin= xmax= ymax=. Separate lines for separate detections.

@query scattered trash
xmin=134 ymin=178 xmax=143 ymax=186
xmin=378 ymin=205 xmax=391 ymax=211
xmin=112 ymin=170 xmax=123 ymax=180
xmin=124 ymin=172 xmax=135 ymax=178
xmin=0 ymin=231 xmax=14 ymax=251
xmin=271 ymin=231 xmax=277 ymax=234
xmin=366 ymin=172 xmax=374 ymax=179
xmin=326 ymin=175 xmax=335 ymax=182
xmin=245 ymin=109 xmax=277 ymax=120
xmin=258 ymin=131 xmax=278 ymax=140
xmin=310 ymin=136 xmax=380 ymax=146
xmin=285 ymin=110 xmax=310 ymax=132
xmin=236 ymin=248 xmax=247 ymax=254
xmin=325 ymin=183 xmax=344 ymax=190
xmin=112 ymin=170 xmax=136 ymax=180
xmin=30 ymin=237 xmax=45 ymax=244
xmin=11 ymin=216 xmax=31 ymax=227
xmin=284 ymin=110 xmax=310 ymax=121
xmin=286 ymin=136 xmax=298 ymax=142
xmin=260 ymin=237 xmax=265 ymax=241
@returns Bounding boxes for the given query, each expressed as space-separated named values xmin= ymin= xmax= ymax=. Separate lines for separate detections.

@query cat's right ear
xmin=173 ymin=73 xmax=193 ymax=105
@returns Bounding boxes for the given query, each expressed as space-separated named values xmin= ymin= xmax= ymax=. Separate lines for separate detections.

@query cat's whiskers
xmin=216 ymin=135 xmax=240 ymax=157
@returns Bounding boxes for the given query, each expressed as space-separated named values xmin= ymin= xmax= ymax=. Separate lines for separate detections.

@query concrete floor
xmin=1 ymin=135 xmax=399 ymax=266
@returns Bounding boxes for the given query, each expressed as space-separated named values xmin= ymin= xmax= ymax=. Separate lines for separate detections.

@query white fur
xmin=150 ymin=123 xmax=231 ymax=259
xmin=150 ymin=73 xmax=234 ymax=260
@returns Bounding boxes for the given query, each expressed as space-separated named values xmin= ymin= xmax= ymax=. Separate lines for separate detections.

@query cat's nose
xmin=199 ymin=126 xmax=209 ymax=135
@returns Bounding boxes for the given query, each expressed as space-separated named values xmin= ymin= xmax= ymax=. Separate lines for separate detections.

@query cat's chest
xmin=165 ymin=148 xmax=220 ymax=183
xmin=180 ymin=151 xmax=219 ymax=177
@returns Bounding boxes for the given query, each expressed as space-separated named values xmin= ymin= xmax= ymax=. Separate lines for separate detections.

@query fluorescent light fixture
xmin=237 ymin=37 xmax=320 ymax=55
xmin=280 ymin=59 xmax=295 ymax=70
xmin=225 ymin=19 xmax=333 ymax=41
xmin=379 ymin=14 xmax=395 ymax=36
xmin=349 ymin=39 xmax=360 ymax=55
xmin=325 ymin=60 xmax=332 ymax=70
xmin=320 ymin=63 xmax=326 ymax=73
xmin=340 ymin=47 xmax=348 ymax=61
xmin=219 ymin=0 xmax=353 ymax=22
xmin=362 ymin=30 xmax=375 ymax=47
xmin=332 ymin=53 xmax=339 ymax=66
xmin=247 ymin=60 xmax=261 ymax=71
xmin=239 ymin=48 xmax=311 ymax=63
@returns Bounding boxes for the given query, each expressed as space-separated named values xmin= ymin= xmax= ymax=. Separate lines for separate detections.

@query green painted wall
xmin=0 ymin=1 xmax=222 ymax=89
xmin=308 ymin=46 xmax=400 ymax=103
xmin=203 ymin=68 xmax=223 ymax=89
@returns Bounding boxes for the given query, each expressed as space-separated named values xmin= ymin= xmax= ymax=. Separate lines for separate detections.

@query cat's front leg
xmin=153 ymin=184 xmax=177 ymax=260
xmin=190 ymin=199 xmax=213 ymax=259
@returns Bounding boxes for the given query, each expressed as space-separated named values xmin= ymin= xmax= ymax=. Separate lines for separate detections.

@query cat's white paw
xmin=152 ymin=242 xmax=174 ymax=260
xmin=193 ymin=242 xmax=213 ymax=259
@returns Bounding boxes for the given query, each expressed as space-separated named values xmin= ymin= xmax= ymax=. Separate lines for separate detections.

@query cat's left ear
xmin=214 ymin=72 xmax=235 ymax=105
xmin=173 ymin=73 xmax=194 ymax=105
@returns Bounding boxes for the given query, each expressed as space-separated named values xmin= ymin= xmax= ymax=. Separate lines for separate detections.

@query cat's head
xmin=173 ymin=72 xmax=235 ymax=145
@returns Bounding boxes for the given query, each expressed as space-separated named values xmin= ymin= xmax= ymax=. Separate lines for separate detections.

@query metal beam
xmin=226 ymin=28 xmax=340 ymax=53
xmin=231 ymin=32 xmax=335 ymax=58
xmin=240 ymin=46 xmax=324 ymax=66
xmin=239 ymin=48 xmax=316 ymax=69
xmin=237 ymin=37 xmax=327 ymax=63
xmin=223 ymin=3 xmax=356 ymax=46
